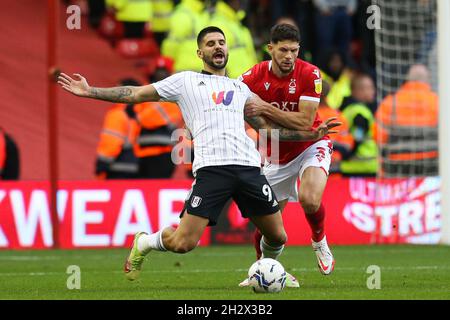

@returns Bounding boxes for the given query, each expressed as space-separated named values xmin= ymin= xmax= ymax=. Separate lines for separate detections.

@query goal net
xmin=371 ymin=0 xmax=442 ymax=244
xmin=374 ymin=0 xmax=438 ymax=178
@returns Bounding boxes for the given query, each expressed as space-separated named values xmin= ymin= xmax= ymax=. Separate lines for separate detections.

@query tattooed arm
xmin=57 ymin=73 xmax=160 ymax=103
xmin=244 ymin=94 xmax=340 ymax=141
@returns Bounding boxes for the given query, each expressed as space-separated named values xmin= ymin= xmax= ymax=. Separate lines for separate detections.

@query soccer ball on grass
xmin=247 ymin=258 xmax=286 ymax=293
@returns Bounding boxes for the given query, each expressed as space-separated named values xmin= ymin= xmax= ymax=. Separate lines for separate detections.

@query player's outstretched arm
xmin=245 ymin=114 xmax=340 ymax=141
xmin=245 ymin=93 xmax=317 ymax=130
xmin=244 ymin=97 xmax=340 ymax=141
xmin=57 ymin=73 xmax=160 ymax=103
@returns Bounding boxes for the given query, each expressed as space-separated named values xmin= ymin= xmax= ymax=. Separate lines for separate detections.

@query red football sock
xmin=304 ymin=203 xmax=326 ymax=242
xmin=253 ymin=229 xmax=263 ymax=260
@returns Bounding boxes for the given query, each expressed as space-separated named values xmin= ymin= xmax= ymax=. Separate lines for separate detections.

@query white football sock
xmin=260 ymin=237 xmax=284 ymax=260
xmin=137 ymin=230 xmax=167 ymax=253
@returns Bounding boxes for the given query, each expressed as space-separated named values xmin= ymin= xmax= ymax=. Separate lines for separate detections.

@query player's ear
xmin=197 ymin=48 xmax=203 ymax=59
xmin=267 ymin=43 xmax=273 ymax=54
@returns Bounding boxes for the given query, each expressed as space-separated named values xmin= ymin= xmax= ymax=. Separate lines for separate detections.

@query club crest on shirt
xmin=191 ymin=196 xmax=202 ymax=208
xmin=289 ymin=79 xmax=296 ymax=94
xmin=264 ymin=82 xmax=270 ymax=90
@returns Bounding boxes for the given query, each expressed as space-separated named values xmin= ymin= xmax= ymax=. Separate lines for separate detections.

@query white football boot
xmin=239 ymin=271 xmax=300 ymax=288
xmin=312 ymin=235 xmax=335 ymax=275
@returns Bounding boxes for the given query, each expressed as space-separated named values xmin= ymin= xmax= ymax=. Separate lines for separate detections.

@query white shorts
xmin=263 ymin=139 xmax=332 ymax=202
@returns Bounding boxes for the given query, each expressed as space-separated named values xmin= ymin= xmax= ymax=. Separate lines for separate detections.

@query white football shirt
xmin=153 ymin=71 xmax=261 ymax=174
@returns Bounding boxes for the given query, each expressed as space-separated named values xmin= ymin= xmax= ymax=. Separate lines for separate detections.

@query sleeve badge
xmin=314 ymin=79 xmax=322 ymax=94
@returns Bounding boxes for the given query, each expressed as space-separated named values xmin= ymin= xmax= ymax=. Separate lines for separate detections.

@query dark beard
xmin=204 ymin=54 xmax=228 ymax=70
xmin=275 ymin=60 xmax=294 ymax=75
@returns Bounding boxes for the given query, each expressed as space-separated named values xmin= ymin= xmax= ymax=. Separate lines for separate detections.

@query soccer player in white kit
xmin=57 ymin=26 xmax=340 ymax=281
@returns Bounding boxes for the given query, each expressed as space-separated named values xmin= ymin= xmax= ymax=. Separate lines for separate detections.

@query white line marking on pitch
xmin=0 ymin=265 xmax=448 ymax=277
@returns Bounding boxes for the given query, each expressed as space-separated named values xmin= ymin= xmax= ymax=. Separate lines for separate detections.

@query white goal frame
xmin=438 ymin=0 xmax=450 ymax=244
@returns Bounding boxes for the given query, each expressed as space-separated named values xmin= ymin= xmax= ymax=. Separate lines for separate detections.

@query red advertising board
xmin=0 ymin=177 xmax=441 ymax=249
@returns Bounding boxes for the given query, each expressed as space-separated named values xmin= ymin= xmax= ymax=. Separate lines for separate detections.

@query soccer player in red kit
xmin=239 ymin=24 xmax=335 ymax=287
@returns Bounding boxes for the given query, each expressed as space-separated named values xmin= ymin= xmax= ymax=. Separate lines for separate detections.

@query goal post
xmin=438 ymin=0 xmax=450 ymax=245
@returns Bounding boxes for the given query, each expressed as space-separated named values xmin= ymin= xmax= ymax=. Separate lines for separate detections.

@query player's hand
xmin=244 ymin=103 xmax=267 ymax=118
xmin=315 ymin=117 xmax=342 ymax=139
xmin=58 ymin=73 xmax=90 ymax=97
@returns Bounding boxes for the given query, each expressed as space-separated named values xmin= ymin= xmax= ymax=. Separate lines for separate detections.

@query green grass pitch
xmin=0 ymin=245 xmax=449 ymax=300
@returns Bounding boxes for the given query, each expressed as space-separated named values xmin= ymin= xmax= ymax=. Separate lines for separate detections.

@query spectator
xmin=355 ymin=0 xmax=376 ymax=81
xmin=0 ymin=128 xmax=20 ymax=180
xmin=132 ymin=57 xmax=184 ymax=178
xmin=161 ymin=0 xmax=210 ymax=72
xmin=270 ymin=0 xmax=316 ymax=62
xmin=313 ymin=0 xmax=356 ymax=67
xmin=320 ymin=49 xmax=353 ymax=109
xmin=106 ymin=0 xmax=153 ymax=38
xmin=95 ymin=79 xmax=140 ymax=180
xmin=151 ymin=0 xmax=174 ymax=47
xmin=340 ymin=70 xmax=377 ymax=114
xmin=339 ymin=73 xmax=378 ymax=176
xmin=317 ymin=81 xmax=354 ymax=174
xmin=210 ymin=0 xmax=258 ymax=78
xmin=374 ymin=64 xmax=439 ymax=177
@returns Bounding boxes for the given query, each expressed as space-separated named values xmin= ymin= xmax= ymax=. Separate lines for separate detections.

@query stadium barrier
xmin=0 ymin=177 xmax=441 ymax=249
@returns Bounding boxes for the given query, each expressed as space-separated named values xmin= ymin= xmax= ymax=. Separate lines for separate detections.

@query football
xmin=247 ymin=258 xmax=287 ymax=293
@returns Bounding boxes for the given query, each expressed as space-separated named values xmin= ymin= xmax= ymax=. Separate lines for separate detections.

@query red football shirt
xmin=240 ymin=58 xmax=327 ymax=164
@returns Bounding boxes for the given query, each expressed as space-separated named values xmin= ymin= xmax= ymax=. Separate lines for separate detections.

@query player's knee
xmin=266 ymin=230 xmax=287 ymax=247
xmin=299 ymin=193 xmax=321 ymax=214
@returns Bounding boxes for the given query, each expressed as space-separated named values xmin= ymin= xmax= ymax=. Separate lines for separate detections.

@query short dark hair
xmin=270 ymin=24 xmax=300 ymax=44
xmin=197 ymin=26 xmax=226 ymax=47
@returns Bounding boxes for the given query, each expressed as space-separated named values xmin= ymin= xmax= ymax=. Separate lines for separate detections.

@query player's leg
xmin=124 ymin=212 xmax=209 ymax=281
xmin=298 ymin=167 xmax=327 ymax=241
xmin=124 ymin=166 xmax=233 ymax=280
xmin=234 ymin=166 xmax=299 ymax=287
xmin=249 ymin=211 xmax=287 ymax=260
xmin=252 ymin=161 xmax=298 ymax=260
xmin=139 ymin=211 xmax=209 ymax=253
xmin=252 ymin=198 xmax=288 ymax=260
xmin=298 ymin=141 xmax=335 ymax=275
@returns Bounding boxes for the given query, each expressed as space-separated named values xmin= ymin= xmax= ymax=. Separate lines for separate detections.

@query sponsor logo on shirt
xmin=270 ymin=101 xmax=298 ymax=111
xmin=212 ymin=91 xmax=235 ymax=106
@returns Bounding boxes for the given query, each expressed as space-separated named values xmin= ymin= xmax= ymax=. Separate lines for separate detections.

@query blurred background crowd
xmin=0 ymin=0 xmax=438 ymax=181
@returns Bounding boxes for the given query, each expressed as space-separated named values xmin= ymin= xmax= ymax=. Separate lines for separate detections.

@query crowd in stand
xmin=76 ymin=0 xmax=441 ymax=179
xmin=1 ymin=0 xmax=437 ymax=181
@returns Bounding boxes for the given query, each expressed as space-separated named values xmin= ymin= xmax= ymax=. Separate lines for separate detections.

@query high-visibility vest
xmin=374 ymin=81 xmax=438 ymax=175
xmin=340 ymin=102 xmax=378 ymax=175
xmin=210 ymin=1 xmax=258 ymax=79
xmin=321 ymin=69 xmax=352 ymax=110
xmin=133 ymin=101 xmax=183 ymax=158
xmin=317 ymin=104 xmax=354 ymax=164
xmin=96 ymin=104 xmax=139 ymax=178
xmin=151 ymin=0 xmax=174 ymax=33
xmin=0 ymin=130 xmax=5 ymax=178
xmin=161 ymin=0 xmax=209 ymax=72
xmin=107 ymin=0 xmax=153 ymax=23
